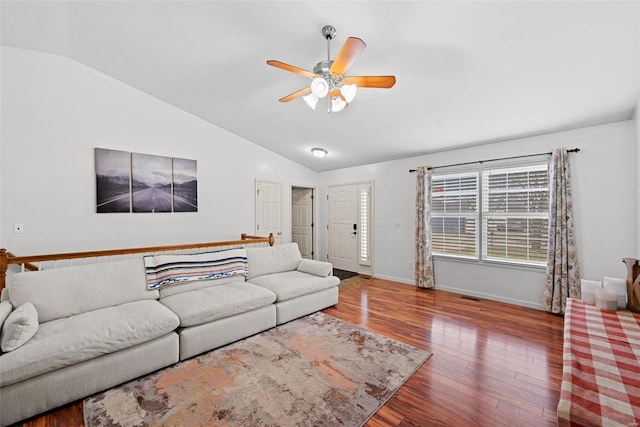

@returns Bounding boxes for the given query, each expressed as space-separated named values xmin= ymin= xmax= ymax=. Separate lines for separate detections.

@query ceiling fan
xmin=267 ymin=25 xmax=396 ymax=113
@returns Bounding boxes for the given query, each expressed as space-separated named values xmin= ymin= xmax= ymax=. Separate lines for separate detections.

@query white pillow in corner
xmin=0 ymin=287 xmax=10 ymax=302
xmin=0 ymin=301 xmax=12 ymax=331
xmin=1 ymin=302 xmax=38 ymax=352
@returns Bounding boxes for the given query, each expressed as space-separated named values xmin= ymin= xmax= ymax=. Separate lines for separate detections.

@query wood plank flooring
xmin=327 ymin=278 xmax=565 ymax=426
xmin=15 ymin=278 xmax=565 ymax=427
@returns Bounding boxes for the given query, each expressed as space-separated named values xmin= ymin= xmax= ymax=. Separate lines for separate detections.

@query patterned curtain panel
xmin=543 ymin=148 xmax=580 ymax=314
xmin=415 ymin=167 xmax=435 ymax=288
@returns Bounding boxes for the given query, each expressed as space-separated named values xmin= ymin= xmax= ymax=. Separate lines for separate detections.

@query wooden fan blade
xmin=342 ymin=75 xmax=396 ymax=88
xmin=279 ymin=87 xmax=311 ymax=102
xmin=267 ymin=60 xmax=319 ymax=79
xmin=330 ymin=37 xmax=366 ymax=76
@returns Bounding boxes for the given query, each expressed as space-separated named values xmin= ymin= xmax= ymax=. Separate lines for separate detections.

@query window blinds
xmin=431 ymin=172 xmax=479 ymax=258
xmin=482 ymin=164 xmax=548 ymax=264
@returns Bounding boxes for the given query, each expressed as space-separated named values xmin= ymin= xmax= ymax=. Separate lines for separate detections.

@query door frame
xmin=326 ymin=180 xmax=374 ymax=276
xmin=290 ymin=184 xmax=317 ymax=259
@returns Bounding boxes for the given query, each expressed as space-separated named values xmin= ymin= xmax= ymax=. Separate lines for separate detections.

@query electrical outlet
xmin=14 ymin=223 xmax=24 ymax=234
xmin=408 ymin=261 xmax=413 ymax=270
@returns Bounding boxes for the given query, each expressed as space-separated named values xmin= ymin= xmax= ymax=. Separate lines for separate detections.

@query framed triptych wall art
xmin=95 ymin=148 xmax=198 ymax=214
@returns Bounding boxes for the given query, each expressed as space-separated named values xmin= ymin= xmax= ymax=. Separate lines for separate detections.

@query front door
xmin=327 ymin=184 xmax=359 ymax=272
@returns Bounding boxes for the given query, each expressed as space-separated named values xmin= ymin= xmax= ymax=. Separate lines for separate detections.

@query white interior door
xmin=256 ymin=181 xmax=282 ymax=244
xmin=328 ymin=184 xmax=359 ymax=272
xmin=291 ymin=187 xmax=314 ymax=259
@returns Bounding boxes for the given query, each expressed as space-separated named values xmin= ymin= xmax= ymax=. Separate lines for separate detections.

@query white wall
xmin=320 ymin=121 xmax=636 ymax=309
xmin=0 ymin=47 xmax=319 ymax=254
xmin=635 ymin=103 xmax=640 ymax=258
xmin=636 ymin=4 xmax=640 ymax=259
xmin=637 ymin=121 xmax=640 ymax=256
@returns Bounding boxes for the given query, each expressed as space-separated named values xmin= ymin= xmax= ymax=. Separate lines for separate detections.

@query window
xmin=482 ymin=164 xmax=548 ymax=265
xmin=431 ymin=172 xmax=479 ymax=258
xmin=359 ymin=186 xmax=370 ymax=265
xmin=431 ymin=161 xmax=549 ymax=267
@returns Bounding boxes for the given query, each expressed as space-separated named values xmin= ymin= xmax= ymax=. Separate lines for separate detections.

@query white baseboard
xmin=434 ymin=285 xmax=545 ymax=311
xmin=370 ymin=275 xmax=545 ymax=311
xmin=372 ymin=274 xmax=414 ymax=285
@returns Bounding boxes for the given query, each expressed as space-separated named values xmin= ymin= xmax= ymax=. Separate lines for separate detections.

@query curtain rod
xmin=408 ymin=148 xmax=580 ymax=173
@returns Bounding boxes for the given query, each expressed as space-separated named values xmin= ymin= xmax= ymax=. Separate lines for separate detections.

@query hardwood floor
xmin=16 ymin=278 xmax=565 ymax=427
xmin=327 ymin=279 xmax=565 ymax=426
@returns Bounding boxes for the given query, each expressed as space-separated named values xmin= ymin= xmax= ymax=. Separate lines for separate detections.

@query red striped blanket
xmin=557 ymin=298 xmax=640 ymax=427
xmin=144 ymin=248 xmax=248 ymax=290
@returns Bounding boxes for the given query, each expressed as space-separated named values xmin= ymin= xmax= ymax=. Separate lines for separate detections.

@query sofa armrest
xmin=297 ymin=259 xmax=333 ymax=277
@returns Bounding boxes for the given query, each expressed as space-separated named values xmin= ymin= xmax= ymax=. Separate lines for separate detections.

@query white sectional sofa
xmin=0 ymin=242 xmax=338 ymax=426
xmin=246 ymin=243 xmax=339 ymax=324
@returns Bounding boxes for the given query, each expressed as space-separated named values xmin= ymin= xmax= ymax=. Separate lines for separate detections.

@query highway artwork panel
xmin=172 ymin=158 xmax=198 ymax=212
xmin=96 ymin=148 xmax=132 ymax=213
xmin=132 ymin=153 xmax=173 ymax=213
xmin=95 ymin=148 xmax=198 ymax=214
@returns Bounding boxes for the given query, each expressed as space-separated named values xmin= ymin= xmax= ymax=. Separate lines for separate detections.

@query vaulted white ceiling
xmin=2 ymin=1 xmax=638 ymax=171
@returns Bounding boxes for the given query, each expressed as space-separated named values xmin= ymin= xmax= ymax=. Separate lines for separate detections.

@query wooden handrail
xmin=0 ymin=249 xmax=7 ymax=294
xmin=241 ymin=233 xmax=275 ymax=246
xmin=5 ymin=252 xmax=39 ymax=272
xmin=0 ymin=233 xmax=274 ymax=292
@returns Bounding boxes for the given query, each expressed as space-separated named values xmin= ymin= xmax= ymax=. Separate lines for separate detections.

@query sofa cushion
xmin=0 ymin=300 xmax=179 ymax=387
xmin=9 ymin=258 xmax=158 ymax=323
xmin=245 ymin=243 xmax=302 ymax=280
xmin=247 ymin=271 xmax=339 ymax=302
xmin=159 ymin=275 xmax=246 ymax=299
xmin=1 ymin=303 xmax=38 ymax=352
xmin=160 ymin=282 xmax=276 ymax=327
xmin=144 ymin=248 xmax=248 ymax=290
xmin=297 ymin=259 xmax=333 ymax=277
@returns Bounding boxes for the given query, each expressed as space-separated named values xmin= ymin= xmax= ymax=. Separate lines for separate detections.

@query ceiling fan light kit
xmin=303 ymin=93 xmax=319 ymax=110
xmin=267 ymin=25 xmax=396 ymax=113
xmin=310 ymin=77 xmax=329 ymax=98
xmin=331 ymin=96 xmax=347 ymax=112
xmin=341 ymin=84 xmax=357 ymax=103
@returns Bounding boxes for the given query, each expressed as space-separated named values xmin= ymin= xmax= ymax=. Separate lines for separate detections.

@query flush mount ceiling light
xmin=267 ymin=25 xmax=396 ymax=113
xmin=311 ymin=147 xmax=328 ymax=158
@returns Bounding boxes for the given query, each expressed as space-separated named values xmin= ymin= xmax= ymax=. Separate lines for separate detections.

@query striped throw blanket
xmin=144 ymin=248 xmax=248 ymax=290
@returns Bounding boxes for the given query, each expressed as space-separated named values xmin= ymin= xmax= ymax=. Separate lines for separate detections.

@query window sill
xmin=432 ymin=255 xmax=547 ymax=272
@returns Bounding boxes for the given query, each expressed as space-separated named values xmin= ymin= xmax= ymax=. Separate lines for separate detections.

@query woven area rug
xmin=83 ymin=312 xmax=431 ymax=427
